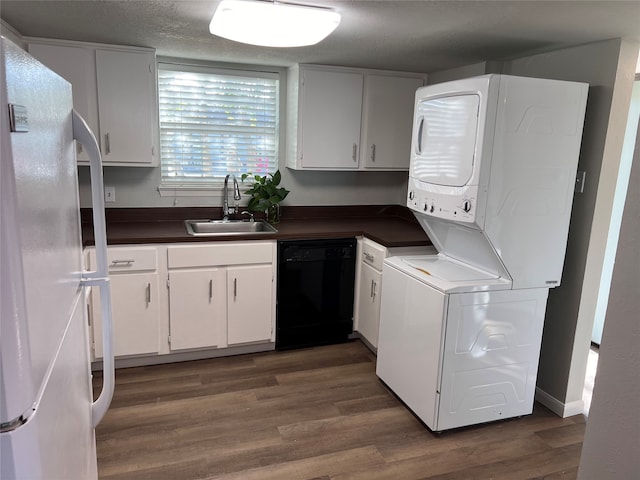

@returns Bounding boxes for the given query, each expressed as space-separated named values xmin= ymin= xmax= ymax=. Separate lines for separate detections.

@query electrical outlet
xmin=104 ymin=186 xmax=116 ymax=203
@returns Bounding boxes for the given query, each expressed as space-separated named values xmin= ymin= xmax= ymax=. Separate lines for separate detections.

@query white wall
xmin=77 ymin=165 xmax=409 ymax=208
xmin=591 ymin=80 xmax=639 ymax=344
xmin=0 ymin=20 xmax=26 ymax=49
xmin=577 ymin=114 xmax=640 ymax=479
xmin=426 ymin=60 xmax=503 ymax=85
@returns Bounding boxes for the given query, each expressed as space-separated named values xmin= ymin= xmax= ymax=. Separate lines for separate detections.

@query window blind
xmin=158 ymin=65 xmax=279 ymax=185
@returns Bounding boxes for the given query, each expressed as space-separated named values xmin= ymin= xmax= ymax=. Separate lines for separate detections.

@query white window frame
xmin=156 ymin=58 xmax=285 ymax=198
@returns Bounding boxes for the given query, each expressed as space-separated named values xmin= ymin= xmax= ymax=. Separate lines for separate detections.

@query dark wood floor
xmin=93 ymin=341 xmax=586 ymax=480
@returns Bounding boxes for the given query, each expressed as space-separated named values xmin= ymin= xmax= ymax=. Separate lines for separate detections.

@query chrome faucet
xmin=222 ymin=174 xmax=241 ymax=221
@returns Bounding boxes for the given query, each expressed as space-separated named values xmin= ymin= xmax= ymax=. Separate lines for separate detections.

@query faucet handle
xmin=241 ymin=211 xmax=255 ymax=222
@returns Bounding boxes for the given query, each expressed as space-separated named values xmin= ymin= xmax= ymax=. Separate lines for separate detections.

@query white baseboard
xmin=536 ymin=387 xmax=585 ymax=418
xmin=91 ymin=342 xmax=275 ymax=371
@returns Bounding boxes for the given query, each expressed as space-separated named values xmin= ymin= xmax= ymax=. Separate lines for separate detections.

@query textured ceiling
xmin=2 ymin=0 xmax=640 ymax=73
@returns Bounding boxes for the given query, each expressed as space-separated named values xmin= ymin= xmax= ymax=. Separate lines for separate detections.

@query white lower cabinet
xmin=89 ymin=241 xmax=276 ymax=363
xmin=107 ymin=273 xmax=160 ymax=356
xmin=355 ymin=238 xmax=387 ymax=350
xmin=89 ymin=246 xmax=161 ymax=358
xmin=168 ymin=268 xmax=227 ymax=351
xmin=357 ymin=261 xmax=382 ymax=348
xmin=227 ymin=264 xmax=273 ymax=345
xmin=167 ymin=242 xmax=275 ymax=352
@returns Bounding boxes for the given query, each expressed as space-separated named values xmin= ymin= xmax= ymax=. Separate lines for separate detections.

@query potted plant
xmin=241 ymin=170 xmax=290 ymax=224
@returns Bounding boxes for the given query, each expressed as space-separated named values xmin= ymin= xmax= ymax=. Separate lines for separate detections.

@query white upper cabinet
xmin=28 ymin=38 xmax=158 ymax=167
xmin=298 ymin=68 xmax=364 ymax=169
xmin=27 ymin=43 xmax=99 ymax=163
xmin=95 ymin=49 xmax=157 ymax=166
xmin=360 ymin=74 xmax=424 ymax=170
xmin=287 ymin=64 xmax=425 ymax=171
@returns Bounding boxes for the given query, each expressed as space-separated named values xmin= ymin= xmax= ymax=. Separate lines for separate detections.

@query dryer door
xmin=411 ymin=94 xmax=480 ymax=187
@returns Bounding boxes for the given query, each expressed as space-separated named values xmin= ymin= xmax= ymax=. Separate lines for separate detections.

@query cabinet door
xmin=361 ymin=75 xmax=423 ymax=170
xmin=168 ymin=269 xmax=227 ymax=351
xmin=28 ymin=43 xmax=100 ymax=163
xmin=227 ymin=264 xmax=273 ymax=345
xmin=92 ymin=273 xmax=160 ymax=358
xmin=357 ymin=262 xmax=382 ymax=348
xmin=95 ymin=49 xmax=156 ymax=165
xmin=299 ymin=68 xmax=363 ymax=169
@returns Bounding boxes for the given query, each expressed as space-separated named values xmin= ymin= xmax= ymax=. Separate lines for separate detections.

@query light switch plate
xmin=104 ymin=186 xmax=116 ymax=203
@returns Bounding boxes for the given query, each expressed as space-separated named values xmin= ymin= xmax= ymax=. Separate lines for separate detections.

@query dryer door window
xmin=411 ymin=94 xmax=480 ymax=187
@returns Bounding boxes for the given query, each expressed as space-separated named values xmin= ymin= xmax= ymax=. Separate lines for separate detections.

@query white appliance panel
xmin=412 ymin=94 xmax=480 ymax=187
xmin=437 ymin=288 xmax=549 ymax=431
xmin=378 ymin=74 xmax=587 ymax=432
xmin=408 ymin=75 xmax=499 ymax=227
xmin=376 ymin=258 xmax=549 ymax=431
xmin=413 ymin=214 xmax=510 ymax=281
xmin=408 ymin=74 xmax=587 ymax=289
xmin=483 ymin=76 xmax=588 ymax=289
xmin=402 ymin=255 xmax=498 ymax=282
xmin=384 ymin=256 xmax=510 ymax=294
xmin=1 ymin=37 xmax=109 ymax=480
xmin=1 ymin=38 xmax=83 ymax=423
xmin=376 ymin=262 xmax=446 ymax=430
xmin=1 ymin=295 xmax=96 ymax=479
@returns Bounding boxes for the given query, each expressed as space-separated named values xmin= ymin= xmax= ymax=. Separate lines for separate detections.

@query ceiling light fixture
xmin=210 ymin=0 xmax=341 ymax=48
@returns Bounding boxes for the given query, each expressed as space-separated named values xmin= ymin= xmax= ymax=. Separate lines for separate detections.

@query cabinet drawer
xmin=168 ymin=242 xmax=274 ymax=269
xmin=361 ymin=239 xmax=387 ymax=271
xmin=105 ymin=246 xmax=158 ymax=273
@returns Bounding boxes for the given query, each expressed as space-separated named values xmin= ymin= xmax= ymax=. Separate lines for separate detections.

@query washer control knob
xmin=462 ymin=200 xmax=472 ymax=213
xmin=408 ymin=191 xmax=414 ymax=200
xmin=423 ymin=203 xmax=428 ymax=212
xmin=429 ymin=204 xmax=435 ymax=213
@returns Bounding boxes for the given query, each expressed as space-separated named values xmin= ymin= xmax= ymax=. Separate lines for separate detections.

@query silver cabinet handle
xmin=111 ymin=259 xmax=134 ymax=266
xmin=352 ymin=143 xmax=358 ymax=162
xmin=233 ymin=278 xmax=237 ymax=301
xmin=370 ymin=144 xmax=376 ymax=162
xmin=363 ymin=252 xmax=375 ymax=263
xmin=104 ymin=133 xmax=111 ymax=155
xmin=372 ymin=281 xmax=377 ymax=300
xmin=146 ymin=282 xmax=151 ymax=304
xmin=209 ymin=279 xmax=213 ymax=301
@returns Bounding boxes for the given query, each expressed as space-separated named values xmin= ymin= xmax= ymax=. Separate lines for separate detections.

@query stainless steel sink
xmin=184 ymin=219 xmax=278 ymax=236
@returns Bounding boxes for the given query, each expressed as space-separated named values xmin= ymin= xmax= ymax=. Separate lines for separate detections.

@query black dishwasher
xmin=276 ymin=238 xmax=357 ymax=350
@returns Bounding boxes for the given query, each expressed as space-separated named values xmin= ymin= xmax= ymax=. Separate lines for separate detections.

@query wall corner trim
xmin=535 ymin=387 xmax=585 ymax=418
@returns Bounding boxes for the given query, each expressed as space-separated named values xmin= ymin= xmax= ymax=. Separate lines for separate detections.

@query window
xmin=158 ymin=62 xmax=279 ymax=190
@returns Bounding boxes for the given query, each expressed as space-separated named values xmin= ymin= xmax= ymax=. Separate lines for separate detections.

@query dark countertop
xmin=81 ymin=205 xmax=432 ymax=248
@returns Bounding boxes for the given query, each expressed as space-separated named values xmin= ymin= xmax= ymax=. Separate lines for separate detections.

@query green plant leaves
xmin=241 ymin=170 xmax=290 ymax=213
xmin=272 ymin=169 xmax=282 ymax=186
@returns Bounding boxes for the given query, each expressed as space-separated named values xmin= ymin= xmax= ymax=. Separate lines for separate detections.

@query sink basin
xmin=185 ymin=219 xmax=278 ymax=236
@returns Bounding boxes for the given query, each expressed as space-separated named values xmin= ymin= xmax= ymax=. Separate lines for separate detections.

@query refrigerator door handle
xmin=72 ymin=110 xmax=115 ymax=428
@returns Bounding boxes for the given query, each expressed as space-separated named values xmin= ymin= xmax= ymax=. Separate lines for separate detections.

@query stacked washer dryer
xmin=376 ymin=74 xmax=588 ymax=432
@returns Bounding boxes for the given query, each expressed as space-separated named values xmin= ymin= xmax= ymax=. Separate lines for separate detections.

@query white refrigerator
xmin=0 ymin=37 xmax=114 ymax=478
